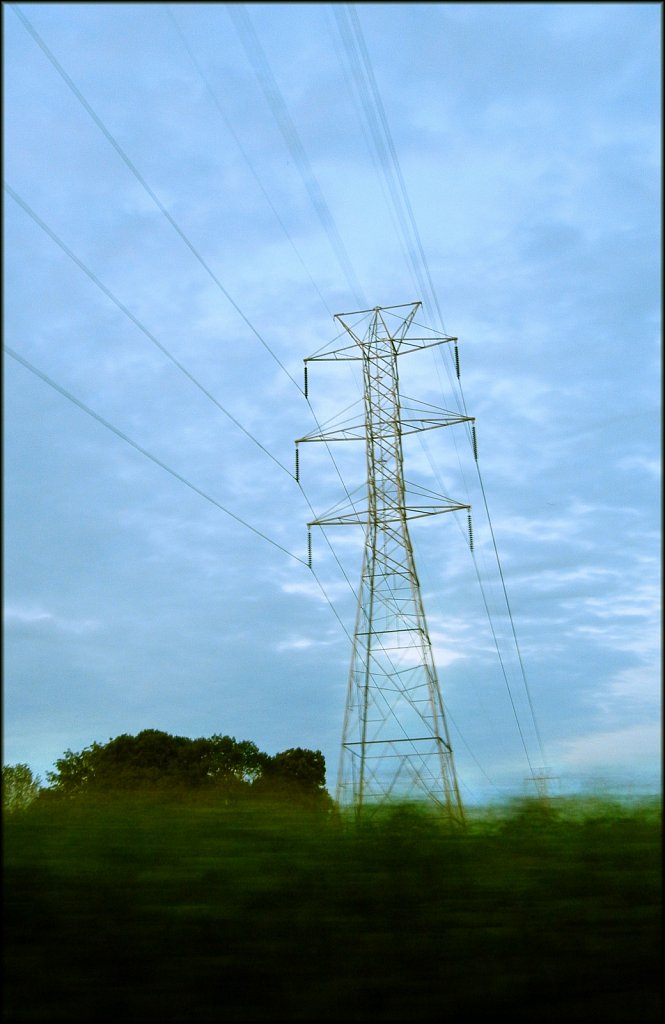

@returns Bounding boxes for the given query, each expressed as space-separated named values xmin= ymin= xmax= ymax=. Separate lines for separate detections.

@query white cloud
xmin=605 ymin=665 xmax=661 ymax=709
xmin=275 ymin=635 xmax=326 ymax=653
xmin=565 ymin=580 xmax=661 ymax=659
xmin=616 ymin=454 xmax=661 ymax=479
xmin=280 ymin=576 xmax=353 ymax=607
xmin=554 ymin=721 xmax=661 ymax=772
xmin=528 ymin=566 xmax=621 ymax=591
xmin=4 ymin=605 xmax=100 ymax=635
xmin=591 ymin=664 xmax=662 ymax=720
xmin=4 ymin=607 xmax=53 ymax=626
xmin=430 ymin=643 xmax=467 ymax=670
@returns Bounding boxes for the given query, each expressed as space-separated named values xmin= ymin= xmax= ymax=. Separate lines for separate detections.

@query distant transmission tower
xmin=297 ymin=303 xmax=474 ymax=822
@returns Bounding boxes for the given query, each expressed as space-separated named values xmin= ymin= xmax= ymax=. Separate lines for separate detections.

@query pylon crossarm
xmin=305 ymin=346 xmax=364 ymax=362
xmin=296 ymin=424 xmax=366 ymax=443
xmin=393 ymin=336 xmax=458 ymax=356
xmin=400 ymin=416 xmax=470 ymax=435
xmin=305 ymin=334 xmax=457 ymax=362
xmin=309 ymin=501 xmax=469 ymax=526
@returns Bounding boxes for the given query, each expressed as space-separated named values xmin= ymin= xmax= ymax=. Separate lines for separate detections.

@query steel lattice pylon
xmin=297 ymin=303 xmax=472 ymax=822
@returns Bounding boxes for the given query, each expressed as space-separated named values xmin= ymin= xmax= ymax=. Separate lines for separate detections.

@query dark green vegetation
xmin=37 ymin=729 xmax=330 ymax=810
xmin=4 ymin=791 xmax=661 ymax=1021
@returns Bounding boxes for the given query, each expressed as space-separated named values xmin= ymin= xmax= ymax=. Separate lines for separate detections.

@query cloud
xmin=273 ymin=634 xmax=342 ymax=654
xmin=4 ymin=605 xmax=100 ymax=635
xmin=280 ymin=577 xmax=351 ymax=605
xmin=554 ymin=721 xmax=661 ymax=772
xmin=601 ymin=665 xmax=661 ymax=713
xmin=430 ymin=642 xmax=467 ymax=670
xmin=615 ymin=454 xmax=661 ymax=480
xmin=565 ymin=583 xmax=660 ymax=660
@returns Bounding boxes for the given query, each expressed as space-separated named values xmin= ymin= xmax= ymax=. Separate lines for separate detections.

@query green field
xmin=3 ymin=795 xmax=661 ymax=1021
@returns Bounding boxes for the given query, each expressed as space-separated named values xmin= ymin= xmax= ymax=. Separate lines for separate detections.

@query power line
xmin=165 ymin=4 xmax=335 ymax=320
xmin=424 ymin=319 xmax=548 ymax=770
xmin=327 ymin=0 xmax=535 ymax=776
xmin=333 ymin=5 xmax=548 ymax=777
xmin=9 ymin=1 xmax=372 ymax=617
xmin=165 ymin=4 xmax=371 ymax=573
xmin=332 ymin=6 xmax=432 ymax=321
xmin=9 ymin=0 xmax=302 ymax=393
xmin=331 ymin=5 xmax=472 ymax=478
xmin=226 ymin=3 xmax=368 ymax=309
xmin=4 ymin=344 xmax=308 ymax=567
xmin=4 ymin=182 xmax=294 ymax=479
xmin=327 ymin=6 xmax=418 ymax=305
xmin=5 ymin=343 xmax=365 ymax=667
xmin=5 ymin=180 xmax=366 ymax=627
xmin=473 ymin=462 xmax=548 ymax=767
xmin=416 ymin=343 xmax=548 ymax=772
xmin=11 ymin=0 xmax=374 ymax=626
xmin=335 ymin=6 xmax=450 ymax=339
xmin=468 ymin=544 xmax=539 ymax=780
xmin=332 ymin=4 xmax=473 ymax=503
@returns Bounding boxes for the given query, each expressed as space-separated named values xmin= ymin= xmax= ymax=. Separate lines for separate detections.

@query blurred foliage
xmin=2 ymin=764 xmax=41 ymax=815
xmin=3 ymin=794 xmax=661 ymax=1020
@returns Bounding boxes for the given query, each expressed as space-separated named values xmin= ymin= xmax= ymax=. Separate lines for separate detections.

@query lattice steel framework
xmin=297 ymin=303 xmax=473 ymax=822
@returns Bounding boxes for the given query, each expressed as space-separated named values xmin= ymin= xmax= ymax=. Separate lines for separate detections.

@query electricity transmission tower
xmin=297 ymin=302 xmax=474 ymax=822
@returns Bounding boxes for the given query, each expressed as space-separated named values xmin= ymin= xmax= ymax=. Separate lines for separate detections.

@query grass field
xmin=3 ymin=794 xmax=662 ymax=1020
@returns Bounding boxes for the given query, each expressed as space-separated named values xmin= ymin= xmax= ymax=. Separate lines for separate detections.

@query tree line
xmin=2 ymin=729 xmax=332 ymax=813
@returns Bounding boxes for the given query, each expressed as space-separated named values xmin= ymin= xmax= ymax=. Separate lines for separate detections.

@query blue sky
xmin=3 ymin=2 xmax=661 ymax=805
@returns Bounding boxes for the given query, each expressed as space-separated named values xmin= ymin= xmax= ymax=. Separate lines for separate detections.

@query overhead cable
xmin=166 ymin=4 xmax=335 ymax=319
xmin=4 ymin=182 xmax=293 ymax=479
xmin=5 ymin=344 xmax=308 ymax=567
xmin=334 ymin=6 xmax=547 ymax=775
xmin=5 ymin=182 xmax=369 ymax=631
xmin=4 ymin=346 xmax=370 ymax=667
xmin=226 ymin=3 xmax=368 ymax=309
xmin=9 ymin=1 xmax=302 ymax=393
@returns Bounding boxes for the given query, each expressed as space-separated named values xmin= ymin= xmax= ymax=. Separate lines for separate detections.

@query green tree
xmin=45 ymin=730 xmax=269 ymax=800
xmin=45 ymin=743 xmax=103 ymax=798
xmin=253 ymin=747 xmax=332 ymax=808
xmin=2 ymin=763 xmax=41 ymax=814
xmin=201 ymin=734 xmax=268 ymax=785
xmin=44 ymin=730 xmax=332 ymax=809
xmin=91 ymin=730 xmax=195 ymax=792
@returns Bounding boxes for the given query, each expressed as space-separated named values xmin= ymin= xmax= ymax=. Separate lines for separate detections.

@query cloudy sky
xmin=3 ymin=2 xmax=661 ymax=805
